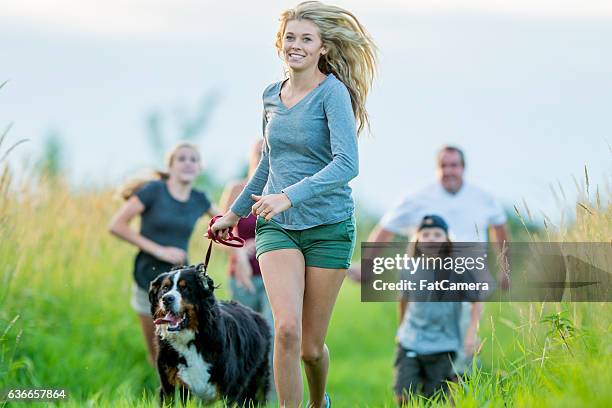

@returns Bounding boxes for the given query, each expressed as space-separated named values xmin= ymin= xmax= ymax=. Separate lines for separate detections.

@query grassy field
xmin=1 ymin=167 xmax=611 ymax=407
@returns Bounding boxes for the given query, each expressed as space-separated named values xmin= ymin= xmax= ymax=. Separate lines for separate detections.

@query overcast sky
xmin=1 ymin=0 xmax=610 ymax=224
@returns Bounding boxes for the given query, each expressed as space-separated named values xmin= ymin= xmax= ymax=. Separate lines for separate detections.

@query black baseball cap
xmin=417 ymin=214 xmax=449 ymax=233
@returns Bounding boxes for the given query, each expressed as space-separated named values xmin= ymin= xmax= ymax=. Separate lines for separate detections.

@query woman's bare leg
xmin=258 ymin=249 xmax=306 ymax=408
xmin=138 ymin=313 xmax=157 ymax=365
xmin=301 ymin=267 xmax=346 ymax=408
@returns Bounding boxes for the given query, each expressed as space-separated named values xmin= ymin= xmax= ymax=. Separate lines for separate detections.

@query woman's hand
xmin=251 ymin=193 xmax=292 ymax=221
xmin=155 ymin=246 xmax=187 ymax=265
xmin=210 ymin=211 xmax=240 ymax=240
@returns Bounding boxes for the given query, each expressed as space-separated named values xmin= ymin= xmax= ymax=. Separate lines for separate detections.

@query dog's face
xmin=149 ymin=266 xmax=215 ymax=336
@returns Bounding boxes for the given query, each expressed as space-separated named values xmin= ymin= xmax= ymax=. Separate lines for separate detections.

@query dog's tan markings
xmin=184 ymin=303 xmax=199 ymax=331
xmin=165 ymin=366 xmax=179 ymax=386
xmin=153 ymin=277 xmax=174 ymax=320
xmin=215 ymin=384 xmax=223 ymax=400
xmin=164 ymin=366 xmax=189 ymax=390
xmin=178 ymin=279 xmax=186 ymax=289
xmin=153 ymin=308 xmax=165 ymax=319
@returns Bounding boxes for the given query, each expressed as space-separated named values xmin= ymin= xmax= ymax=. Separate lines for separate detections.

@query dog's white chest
xmin=177 ymin=344 xmax=217 ymax=401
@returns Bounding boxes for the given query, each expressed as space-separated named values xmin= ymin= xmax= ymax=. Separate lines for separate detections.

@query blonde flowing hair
xmin=275 ymin=1 xmax=378 ymax=135
xmin=116 ymin=142 xmax=201 ymax=200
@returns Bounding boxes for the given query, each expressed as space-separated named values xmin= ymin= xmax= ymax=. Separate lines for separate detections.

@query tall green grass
xmin=1 ymin=155 xmax=610 ymax=407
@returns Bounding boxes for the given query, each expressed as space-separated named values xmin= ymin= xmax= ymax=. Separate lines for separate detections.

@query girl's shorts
xmin=130 ymin=283 xmax=151 ymax=316
xmin=255 ymin=216 xmax=356 ymax=269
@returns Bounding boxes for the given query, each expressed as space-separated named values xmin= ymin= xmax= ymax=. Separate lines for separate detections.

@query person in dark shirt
xmin=109 ymin=142 xmax=218 ymax=364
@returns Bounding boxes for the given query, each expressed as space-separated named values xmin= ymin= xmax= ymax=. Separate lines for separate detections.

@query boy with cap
xmin=394 ymin=215 xmax=482 ymax=405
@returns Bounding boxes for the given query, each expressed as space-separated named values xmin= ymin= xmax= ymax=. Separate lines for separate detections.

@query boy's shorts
xmin=255 ymin=216 xmax=356 ymax=269
xmin=393 ymin=345 xmax=455 ymax=399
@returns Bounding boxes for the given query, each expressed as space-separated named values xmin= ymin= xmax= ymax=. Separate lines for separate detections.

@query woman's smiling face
xmin=282 ymin=19 xmax=326 ymax=72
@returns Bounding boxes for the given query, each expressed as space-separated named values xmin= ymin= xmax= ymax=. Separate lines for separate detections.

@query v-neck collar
xmin=277 ymin=73 xmax=333 ymax=111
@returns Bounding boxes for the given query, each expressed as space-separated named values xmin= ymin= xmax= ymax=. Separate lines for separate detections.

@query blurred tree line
xmin=26 ymin=83 xmax=538 ymax=239
xmin=145 ymin=88 xmax=224 ymax=199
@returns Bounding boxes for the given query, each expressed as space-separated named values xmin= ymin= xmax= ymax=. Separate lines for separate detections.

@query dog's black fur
xmin=149 ymin=265 xmax=271 ymax=406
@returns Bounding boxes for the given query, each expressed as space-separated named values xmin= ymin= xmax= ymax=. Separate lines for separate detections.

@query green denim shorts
xmin=255 ymin=216 xmax=356 ymax=269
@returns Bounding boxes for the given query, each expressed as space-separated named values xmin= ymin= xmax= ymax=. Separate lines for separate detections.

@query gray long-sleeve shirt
xmin=230 ymin=73 xmax=359 ymax=230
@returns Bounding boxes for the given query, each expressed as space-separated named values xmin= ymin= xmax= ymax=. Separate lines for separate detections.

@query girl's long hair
xmin=116 ymin=142 xmax=200 ymax=200
xmin=275 ymin=1 xmax=378 ymax=135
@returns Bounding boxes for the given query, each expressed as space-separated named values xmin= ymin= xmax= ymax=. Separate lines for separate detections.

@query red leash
xmin=200 ymin=215 xmax=245 ymax=274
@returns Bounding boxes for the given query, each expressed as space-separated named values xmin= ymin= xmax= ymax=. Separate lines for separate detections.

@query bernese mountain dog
xmin=148 ymin=265 xmax=271 ymax=406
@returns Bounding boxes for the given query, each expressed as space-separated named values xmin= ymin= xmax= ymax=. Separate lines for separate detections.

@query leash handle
xmin=207 ymin=215 xmax=245 ymax=248
xmin=201 ymin=215 xmax=245 ymax=274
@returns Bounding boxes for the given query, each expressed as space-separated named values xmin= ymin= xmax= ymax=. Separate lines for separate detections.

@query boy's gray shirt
xmin=397 ymin=267 xmax=464 ymax=355
xmin=230 ymin=73 xmax=359 ymax=230
xmin=397 ymin=301 xmax=463 ymax=355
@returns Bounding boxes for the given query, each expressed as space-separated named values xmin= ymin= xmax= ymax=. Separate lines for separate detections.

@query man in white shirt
xmin=375 ymin=146 xmax=509 ymax=245
xmin=354 ymin=145 xmax=510 ymax=376
xmin=355 ymin=146 xmax=510 ymax=279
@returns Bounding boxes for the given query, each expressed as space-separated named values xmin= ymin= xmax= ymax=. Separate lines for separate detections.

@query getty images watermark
xmin=360 ymin=242 xmax=612 ymax=302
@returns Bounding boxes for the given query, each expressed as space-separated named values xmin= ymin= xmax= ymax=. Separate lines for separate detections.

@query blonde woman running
xmin=211 ymin=2 xmax=377 ymax=407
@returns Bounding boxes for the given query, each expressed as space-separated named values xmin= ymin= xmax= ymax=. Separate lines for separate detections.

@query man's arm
xmin=490 ymin=224 xmax=509 ymax=251
xmin=368 ymin=224 xmax=397 ymax=243
xmin=490 ymin=223 xmax=511 ymax=291
xmin=348 ymin=192 xmax=417 ymax=282
xmin=346 ymin=224 xmax=400 ymax=282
